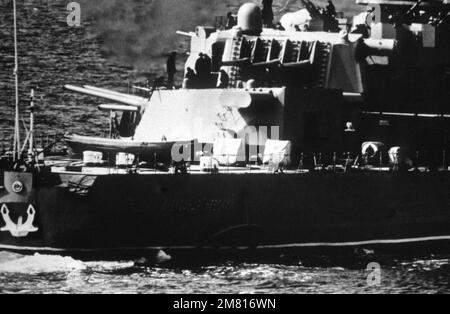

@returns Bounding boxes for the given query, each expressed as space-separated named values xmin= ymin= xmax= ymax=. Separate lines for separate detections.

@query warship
xmin=1 ymin=0 xmax=450 ymax=260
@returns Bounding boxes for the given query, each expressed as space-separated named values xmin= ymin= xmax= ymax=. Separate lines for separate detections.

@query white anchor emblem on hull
xmin=1 ymin=204 xmax=38 ymax=238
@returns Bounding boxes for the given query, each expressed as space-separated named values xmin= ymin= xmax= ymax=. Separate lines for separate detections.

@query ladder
xmin=229 ymin=34 xmax=245 ymax=88
xmin=313 ymin=42 xmax=333 ymax=88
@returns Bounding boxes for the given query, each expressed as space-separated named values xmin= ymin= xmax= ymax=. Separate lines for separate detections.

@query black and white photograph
xmin=0 ymin=0 xmax=450 ymax=298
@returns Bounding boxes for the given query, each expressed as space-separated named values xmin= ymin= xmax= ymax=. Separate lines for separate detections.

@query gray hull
xmin=1 ymin=170 xmax=450 ymax=259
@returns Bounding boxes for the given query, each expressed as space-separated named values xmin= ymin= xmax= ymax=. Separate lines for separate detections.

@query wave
xmin=0 ymin=253 xmax=86 ymax=274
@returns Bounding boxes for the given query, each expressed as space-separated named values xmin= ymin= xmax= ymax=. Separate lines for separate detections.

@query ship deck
xmin=45 ymin=157 xmax=440 ymax=177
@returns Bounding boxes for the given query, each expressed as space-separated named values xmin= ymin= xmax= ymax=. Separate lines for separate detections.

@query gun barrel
xmin=84 ymin=85 xmax=143 ymax=101
xmin=98 ymin=104 xmax=139 ymax=112
xmin=176 ymin=31 xmax=196 ymax=37
xmin=65 ymin=85 xmax=145 ymax=108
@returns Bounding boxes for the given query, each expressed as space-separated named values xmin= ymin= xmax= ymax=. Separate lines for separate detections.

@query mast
xmin=29 ymin=89 xmax=35 ymax=155
xmin=13 ymin=0 xmax=20 ymax=162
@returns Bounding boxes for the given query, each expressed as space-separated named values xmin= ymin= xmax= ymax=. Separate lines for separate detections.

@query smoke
xmin=80 ymin=0 xmax=228 ymax=70
xmin=79 ymin=0 xmax=362 ymax=71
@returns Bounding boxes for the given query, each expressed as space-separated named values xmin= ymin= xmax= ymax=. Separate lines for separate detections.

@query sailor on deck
xmin=324 ymin=0 xmax=339 ymax=32
xmin=166 ymin=51 xmax=177 ymax=89
xmin=195 ymin=53 xmax=213 ymax=88
xmin=218 ymin=70 xmax=230 ymax=88
xmin=262 ymin=0 xmax=274 ymax=27
xmin=226 ymin=12 xmax=237 ymax=29
xmin=183 ymin=67 xmax=197 ymax=89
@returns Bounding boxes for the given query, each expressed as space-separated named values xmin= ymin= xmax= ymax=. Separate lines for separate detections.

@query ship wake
xmin=0 ymin=252 xmax=86 ymax=274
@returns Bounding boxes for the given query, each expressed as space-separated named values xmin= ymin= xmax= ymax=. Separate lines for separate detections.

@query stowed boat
xmin=1 ymin=1 xmax=450 ymax=260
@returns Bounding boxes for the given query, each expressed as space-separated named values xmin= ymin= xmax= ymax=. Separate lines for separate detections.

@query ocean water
xmin=0 ymin=252 xmax=449 ymax=294
xmin=0 ymin=0 xmax=449 ymax=294
xmin=0 ymin=0 xmax=363 ymax=138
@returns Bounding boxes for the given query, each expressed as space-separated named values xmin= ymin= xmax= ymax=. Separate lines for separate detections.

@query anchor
xmin=1 ymin=204 xmax=38 ymax=238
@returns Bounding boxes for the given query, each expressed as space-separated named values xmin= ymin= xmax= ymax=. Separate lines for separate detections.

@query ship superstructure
xmin=1 ymin=1 xmax=450 ymax=259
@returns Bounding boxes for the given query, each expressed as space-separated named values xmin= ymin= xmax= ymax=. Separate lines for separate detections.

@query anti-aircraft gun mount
xmin=355 ymin=0 xmax=450 ymax=121
xmin=357 ymin=0 xmax=450 ymax=29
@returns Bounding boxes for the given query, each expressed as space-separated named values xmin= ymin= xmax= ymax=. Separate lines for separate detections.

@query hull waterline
xmin=1 ymin=171 xmax=450 ymax=260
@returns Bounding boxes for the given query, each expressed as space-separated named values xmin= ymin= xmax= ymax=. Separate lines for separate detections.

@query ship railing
xmin=144 ymin=150 xmax=450 ymax=175
xmin=1 ymin=130 xmax=66 ymax=159
xmin=294 ymin=152 xmax=359 ymax=173
xmin=294 ymin=150 xmax=450 ymax=174
xmin=51 ymin=149 xmax=450 ymax=176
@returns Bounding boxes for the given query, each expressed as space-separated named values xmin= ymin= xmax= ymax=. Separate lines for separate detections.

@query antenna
xmin=29 ymin=89 xmax=35 ymax=155
xmin=13 ymin=0 xmax=20 ymax=162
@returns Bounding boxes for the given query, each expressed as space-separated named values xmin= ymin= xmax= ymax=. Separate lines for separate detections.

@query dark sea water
xmin=0 ymin=252 xmax=449 ymax=294
xmin=0 ymin=0 xmax=449 ymax=294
